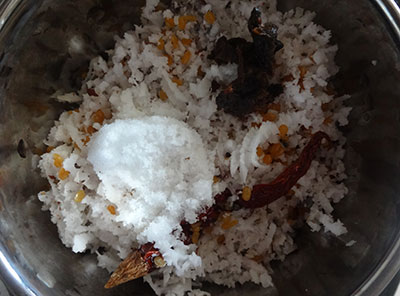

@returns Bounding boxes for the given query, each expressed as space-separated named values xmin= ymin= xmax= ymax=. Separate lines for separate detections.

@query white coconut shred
xmin=37 ymin=0 xmax=351 ymax=295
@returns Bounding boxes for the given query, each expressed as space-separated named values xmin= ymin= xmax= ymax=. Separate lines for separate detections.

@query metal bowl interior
xmin=0 ymin=0 xmax=400 ymax=295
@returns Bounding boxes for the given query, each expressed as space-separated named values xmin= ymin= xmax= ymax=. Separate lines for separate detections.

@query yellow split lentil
xmin=53 ymin=153 xmax=63 ymax=168
xmin=172 ymin=77 xmax=183 ymax=86
xmin=165 ymin=17 xmax=175 ymax=28
xmin=263 ymin=154 xmax=273 ymax=165
xmin=256 ymin=146 xmax=264 ymax=157
xmin=191 ymin=223 xmax=201 ymax=244
xmin=192 ymin=231 xmax=200 ymax=244
xmin=181 ymin=38 xmax=192 ymax=46
xmin=74 ymin=190 xmax=85 ymax=203
xmin=164 ymin=54 xmax=173 ymax=66
xmin=107 ymin=205 xmax=116 ymax=215
xmin=159 ymin=89 xmax=168 ymax=101
xmin=58 ymin=168 xmax=70 ymax=180
xmin=171 ymin=34 xmax=179 ymax=49
xmin=242 ymin=186 xmax=252 ymax=201
xmin=82 ymin=136 xmax=90 ymax=145
xmin=263 ymin=112 xmax=278 ymax=122
xmin=279 ymin=124 xmax=289 ymax=137
xmin=270 ymin=143 xmax=284 ymax=159
xmin=92 ymin=109 xmax=105 ymax=124
xmin=178 ymin=15 xmax=197 ymax=30
xmin=157 ymin=38 xmax=165 ymax=50
xmin=87 ymin=125 xmax=97 ymax=135
xmin=181 ymin=50 xmax=191 ymax=65
xmin=221 ymin=215 xmax=238 ymax=230
xmin=204 ymin=11 xmax=216 ymax=25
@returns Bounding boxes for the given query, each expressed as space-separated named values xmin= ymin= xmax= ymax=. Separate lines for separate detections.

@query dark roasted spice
xmin=248 ymin=8 xmax=283 ymax=71
xmin=209 ymin=8 xmax=283 ymax=118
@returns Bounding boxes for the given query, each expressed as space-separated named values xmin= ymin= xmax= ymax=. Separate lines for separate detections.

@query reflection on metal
xmin=0 ymin=0 xmax=22 ymax=31
xmin=0 ymin=249 xmax=36 ymax=296
xmin=374 ymin=0 xmax=400 ymax=44
xmin=0 ymin=277 xmax=10 ymax=296
xmin=355 ymin=232 xmax=400 ymax=295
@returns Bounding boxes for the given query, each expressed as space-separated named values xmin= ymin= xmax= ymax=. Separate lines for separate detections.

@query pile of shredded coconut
xmin=37 ymin=0 xmax=351 ymax=295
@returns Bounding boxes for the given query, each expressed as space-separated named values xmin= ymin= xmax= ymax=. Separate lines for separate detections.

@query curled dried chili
xmin=237 ymin=131 xmax=330 ymax=208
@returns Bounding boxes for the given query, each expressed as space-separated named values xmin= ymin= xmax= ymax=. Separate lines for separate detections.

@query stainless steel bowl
xmin=1 ymin=0 xmax=400 ymax=295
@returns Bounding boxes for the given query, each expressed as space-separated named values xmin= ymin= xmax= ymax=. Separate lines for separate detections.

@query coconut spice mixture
xmin=37 ymin=0 xmax=352 ymax=295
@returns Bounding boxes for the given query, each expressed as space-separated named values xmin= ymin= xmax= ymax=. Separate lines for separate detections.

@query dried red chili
xmin=105 ymin=243 xmax=161 ymax=288
xmin=237 ymin=131 xmax=330 ymax=208
xmin=140 ymin=242 xmax=161 ymax=271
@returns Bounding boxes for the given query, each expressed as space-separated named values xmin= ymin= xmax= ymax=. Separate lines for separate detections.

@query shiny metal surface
xmin=374 ymin=0 xmax=400 ymax=42
xmin=0 ymin=0 xmax=400 ymax=295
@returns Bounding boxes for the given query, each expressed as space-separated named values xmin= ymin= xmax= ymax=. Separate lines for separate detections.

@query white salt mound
xmin=87 ymin=116 xmax=214 ymax=275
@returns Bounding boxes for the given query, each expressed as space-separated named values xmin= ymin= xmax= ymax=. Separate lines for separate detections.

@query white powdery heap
xmin=87 ymin=117 xmax=214 ymax=275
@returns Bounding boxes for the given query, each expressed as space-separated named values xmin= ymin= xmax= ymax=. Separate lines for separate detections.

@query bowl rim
xmin=350 ymin=1 xmax=400 ymax=293
xmin=0 ymin=0 xmax=400 ymax=295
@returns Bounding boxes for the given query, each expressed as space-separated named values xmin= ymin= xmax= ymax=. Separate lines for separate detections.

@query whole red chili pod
xmin=237 ymin=131 xmax=330 ymax=209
